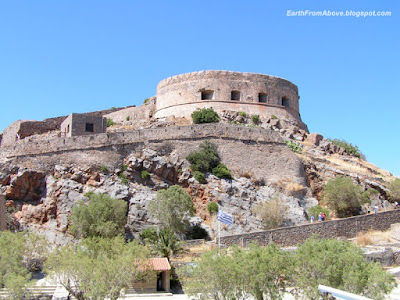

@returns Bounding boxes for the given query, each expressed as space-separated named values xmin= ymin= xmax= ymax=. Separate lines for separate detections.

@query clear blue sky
xmin=1 ymin=1 xmax=399 ymax=175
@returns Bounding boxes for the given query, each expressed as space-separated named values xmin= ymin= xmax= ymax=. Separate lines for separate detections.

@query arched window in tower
xmin=201 ymin=90 xmax=214 ymax=100
xmin=281 ymin=96 xmax=290 ymax=108
xmin=231 ymin=90 xmax=240 ymax=101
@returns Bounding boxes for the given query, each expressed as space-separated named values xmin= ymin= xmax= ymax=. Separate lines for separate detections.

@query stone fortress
xmin=155 ymin=70 xmax=303 ymax=125
xmin=0 ymin=70 xmax=307 ymax=148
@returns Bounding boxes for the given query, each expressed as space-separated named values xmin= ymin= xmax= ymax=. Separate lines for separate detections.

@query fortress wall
xmin=220 ymin=210 xmax=400 ymax=247
xmin=155 ymin=71 xmax=300 ymax=120
xmin=104 ymin=97 xmax=156 ymax=123
xmin=0 ymin=124 xmax=307 ymax=185
xmin=3 ymin=124 xmax=283 ymax=159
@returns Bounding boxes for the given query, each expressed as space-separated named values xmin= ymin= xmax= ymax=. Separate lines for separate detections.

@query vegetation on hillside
xmin=253 ymin=195 xmax=287 ymax=229
xmin=191 ymin=107 xmax=220 ymax=124
xmin=323 ymin=177 xmax=370 ymax=217
xmin=285 ymin=140 xmax=302 ymax=153
xmin=186 ymin=141 xmax=232 ymax=180
xmin=327 ymin=138 xmax=363 ymax=158
xmin=390 ymin=178 xmax=400 ymax=202
xmin=69 ymin=193 xmax=127 ymax=238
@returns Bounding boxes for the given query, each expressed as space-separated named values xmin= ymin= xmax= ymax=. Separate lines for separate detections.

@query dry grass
xmin=355 ymin=230 xmax=393 ymax=246
xmin=273 ymin=178 xmax=306 ymax=197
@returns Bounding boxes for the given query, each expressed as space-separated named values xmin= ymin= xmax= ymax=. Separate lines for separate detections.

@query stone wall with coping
xmin=220 ymin=210 xmax=400 ymax=247
xmin=155 ymin=70 xmax=303 ymax=124
xmin=2 ymin=123 xmax=283 ymax=159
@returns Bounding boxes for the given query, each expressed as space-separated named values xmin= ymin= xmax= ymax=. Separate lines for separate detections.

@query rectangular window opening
xmin=201 ymin=90 xmax=214 ymax=100
xmin=85 ymin=123 xmax=94 ymax=132
xmin=231 ymin=90 xmax=240 ymax=101
xmin=258 ymin=93 xmax=268 ymax=103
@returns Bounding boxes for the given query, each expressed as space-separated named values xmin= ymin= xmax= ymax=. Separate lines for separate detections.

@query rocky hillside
xmin=0 ymin=106 xmax=396 ymax=245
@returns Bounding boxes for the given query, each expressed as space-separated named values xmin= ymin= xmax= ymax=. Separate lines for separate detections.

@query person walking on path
xmin=318 ymin=212 xmax=322 ymax=222
xmin=310 ymin=215 xmax=315 ymax=223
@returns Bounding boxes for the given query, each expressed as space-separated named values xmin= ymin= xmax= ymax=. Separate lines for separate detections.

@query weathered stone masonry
xmin=155 ymin=70 xmax=306 ymax=129
xmin=220 ymin=210 xmax=400 ymax=247
xmin=1 ymin=123 xmax=283 ymax=159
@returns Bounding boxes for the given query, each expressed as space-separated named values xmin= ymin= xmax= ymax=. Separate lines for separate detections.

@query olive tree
xmin=46 ymin=236 xmax=152 ymax=300
xmin=69 ymin=193 xmax=127 ymax=238
xmin=148 ymin=185 xmax=194 ymax=234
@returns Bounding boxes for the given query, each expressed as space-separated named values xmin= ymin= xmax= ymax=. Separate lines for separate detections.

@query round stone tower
xmin=154 ymin=70 xmax=305 ymax=127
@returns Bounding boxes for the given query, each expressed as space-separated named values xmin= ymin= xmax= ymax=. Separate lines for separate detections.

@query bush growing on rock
xmin=186 ymin=141 xmax=220 ymax=173
xmin=390 ymin=178 xmax=400 ymax=202
xmin=193 ymin=171 xmax=206 ymax=183
xmin=141 ymin=170 xmax=150 ymax=180
xmin=106 ymin=118 xmax=116 ymax=127
xmin=69 ymin=193 xmax=127 ymax=238
xmin=251 ymin=114 xmax=260 ymax=125
xmin=323 ymin=177 xmax=369 ymax=217
xmin=186 ymin=141 xmax=233 ymax=180
xmin=212 ymin=164 xmax=232 ymax=179
xmin=191 ymin=107 xmax=220 ymax=124
xmin=148 ymin=185 xmax=194 ymax=234
xmin=207 ymin=201 xmax=218 ymax=214
xmin=327 ymin=138 xmax=363 ymax=158
xmin=285 ymin=140 xmax=302 ymax=154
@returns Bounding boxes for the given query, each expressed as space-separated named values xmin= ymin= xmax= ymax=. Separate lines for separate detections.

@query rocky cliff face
xmin=0 ymin=113 xmax=395 ymax=245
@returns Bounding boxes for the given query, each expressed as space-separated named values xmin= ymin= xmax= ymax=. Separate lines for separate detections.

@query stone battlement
xmin=157 ymin=70 xmax=298 ymax=91
xmin=0 ymin=123 xmax=284 ymax=160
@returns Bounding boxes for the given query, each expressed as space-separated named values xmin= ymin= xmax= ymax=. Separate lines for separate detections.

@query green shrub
xmin=140 ymin=227 xmax=157 ymax=243
xmin=285 ymin=140 xmax=302 ymax=154
xmin=327 ymin=138 xmax=363 ymax=158
xmin=187 ymin=224 xmax=209 ymax=240
xmin=212 ymin=164 xmax=232 ymax=179
xmin=207 ymin=202 xmax=219 ymax=214
xmin=186 ymin=141 xmax=220 ymax=173
xmin=141 ymin=171 xmax=150 ymax=180
xmin=307 ymin=205 xmax=330 ymax=221
xmin=100 ymin=165 xmax=109 ymax=174
xmin=69 ymin=193 xmax=127 ymax=238
xmin=106 ymin=118 xmax=116 ymax=127
xmin=126 ymin=116 xmax=130 ymax=121
xmin=251 ymin=115 xmax=260 ymax=125
xmin=143 ymin=98 xmax=150 ymax=104
xmin=238 ymin=111 xmax=247 ymax=117
xmin=121 ymin=164 xmax=128 ymax=172
xmin=193 ymin=171 xmax=206 ymax=184
xmin=118 ymin=173 xmax=128 ymax=185
xmin=191 ymin=107 xmax=220 ymax=124
xmin=271 ymin=114 xmax=279 ymax=119
xmin=323 ymin=177 xmax=369 ymax=217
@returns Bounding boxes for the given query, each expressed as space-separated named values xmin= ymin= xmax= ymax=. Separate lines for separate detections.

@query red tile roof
xmin=150 ymin=258 xmax=171 ymax=271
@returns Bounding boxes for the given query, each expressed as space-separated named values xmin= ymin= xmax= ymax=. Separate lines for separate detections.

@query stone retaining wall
xmin=220 ymin=210 xmax=400 ymax=247
xmin=1 ymin=123 xmax=283 ymax=159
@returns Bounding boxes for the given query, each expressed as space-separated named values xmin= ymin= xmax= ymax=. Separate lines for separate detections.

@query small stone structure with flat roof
xmin=61 ymin=113 xmax=107 ymax=137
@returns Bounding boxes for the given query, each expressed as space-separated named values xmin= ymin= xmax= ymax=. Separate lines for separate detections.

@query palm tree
xmin=149 ymin=228 xmax=187 ymax=261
